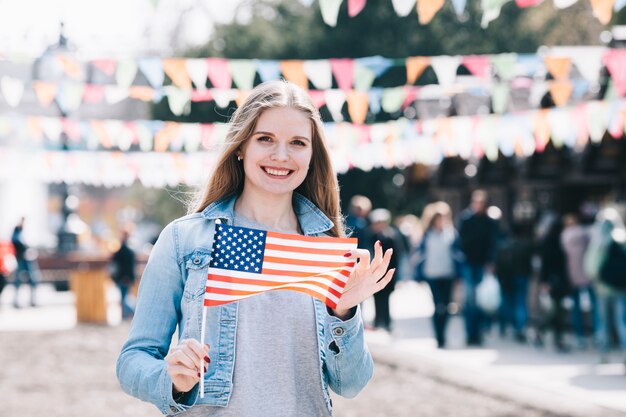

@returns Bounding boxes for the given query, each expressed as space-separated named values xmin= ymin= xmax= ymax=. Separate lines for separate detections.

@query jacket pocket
xmin=181 ymin=249 xmax=212 ymax=338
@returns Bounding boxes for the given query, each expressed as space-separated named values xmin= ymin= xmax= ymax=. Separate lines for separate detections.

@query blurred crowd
xmin=346 ymin=191 xmax=626 ymax=367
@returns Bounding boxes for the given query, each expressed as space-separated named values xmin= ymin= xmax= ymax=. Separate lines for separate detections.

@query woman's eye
xmin=258 ymin=136 xmax=272 ymax=142
xmin=292 ymin=140 xmax=306 ymax=146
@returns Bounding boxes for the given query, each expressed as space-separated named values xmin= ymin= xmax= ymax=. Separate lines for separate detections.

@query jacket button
xmin=193 ymin=258 xmax=201 ymax=265
xmin=332 ymin=327 xmax=344 ymax=336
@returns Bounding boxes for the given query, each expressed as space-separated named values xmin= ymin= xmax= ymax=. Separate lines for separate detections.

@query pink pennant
xmin=308 ymin=90 xmax=327 ymax=109
xmin=200 ymin=124 xmax=214 ymax=149
xmin=348 ymin=0 xmax=367 ymax=16
xmin=61 ymin=118 xmax=81 ymax=141
xmin=462 ymin=55 xmax=491 ymax=79
xmin=192 ymin=89 xmax=213 ymax=102
xmin=515 ymin=0 xmax=544 ymax=7
xmin=355 ymin=124 xmax=371 ymax=144
xmin=573 ymin=104 xmax=589 ymax=147
xmin=83 ymin=84 xmax=105 ymax=104
xmin=206 ymin=58 xmax=232 ymax=89
xmin=91 ymin=59 xmax=117 ymax=77
xmin=402 ymin=86 xmax=419 ymax=109
xmin=604 ymin=49 xmax=626 ymax=96
xmin=330 ymin=59 xmax=354 ymax=91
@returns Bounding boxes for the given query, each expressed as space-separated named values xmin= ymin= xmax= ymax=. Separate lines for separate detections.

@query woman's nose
xmin=271 ymin=143 xmax=289 ymax=161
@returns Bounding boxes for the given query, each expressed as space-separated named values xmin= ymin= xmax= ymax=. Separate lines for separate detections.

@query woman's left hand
xmin=333 ymin=241 xmax=395 ymax=318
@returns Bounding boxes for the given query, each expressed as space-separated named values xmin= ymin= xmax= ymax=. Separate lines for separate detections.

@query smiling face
xmin=238 ymin=107 xmax=313 ymax=199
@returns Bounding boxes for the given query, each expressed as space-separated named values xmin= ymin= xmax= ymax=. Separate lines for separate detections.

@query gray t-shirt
xmin=183 ymin=213 xmax=330 ymax=417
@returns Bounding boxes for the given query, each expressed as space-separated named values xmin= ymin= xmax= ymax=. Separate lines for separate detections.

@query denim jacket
xmin=116 ymin=193 xmax=373 ymax=416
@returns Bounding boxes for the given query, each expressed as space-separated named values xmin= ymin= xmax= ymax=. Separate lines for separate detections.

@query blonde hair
xmin=192 ymin=80 xmax=345 ymax=237
xmin=421 ymin=201 xmax=452 ymax=232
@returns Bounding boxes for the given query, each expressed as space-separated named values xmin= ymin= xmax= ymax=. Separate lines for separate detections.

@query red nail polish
xmin=343 ymin=252 xmax=351 ymax=257
xmin=204 ymin=355 xmax=210 ymax=363
xmin=375 ymin=240 xmax=381 ymax=247
xmin=197 ymin=372 xmax=201 ymax=377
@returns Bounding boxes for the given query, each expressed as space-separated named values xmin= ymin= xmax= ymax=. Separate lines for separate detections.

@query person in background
xmin=345 ymin=194 xmax=372 ymax=247
xmin=561 ymin=213 xmax=595 ymax=349
xmin=537 ymin=216 xmax=570 ymax=352
xmin=111 ymin=228 xmax=137 ymax=320
xmin=416 ymin=202 xmax=462 ymax=348
xmin=363 ymin=208 xmax=404 ymax=332
xmin=458 ymin=190 xmax=499 ymax=346
xmin=11 ymin=217 xmax=38 ymax=308
xmin=495 ymin=223 xmax=533 ymax=343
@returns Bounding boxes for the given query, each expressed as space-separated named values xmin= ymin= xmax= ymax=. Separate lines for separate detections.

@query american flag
xmin=204 ymin=224 xmax=358 ymax=309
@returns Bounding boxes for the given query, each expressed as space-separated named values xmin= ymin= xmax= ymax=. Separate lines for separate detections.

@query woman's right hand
xmin=165 ymin=339 xmax=210 ymax=395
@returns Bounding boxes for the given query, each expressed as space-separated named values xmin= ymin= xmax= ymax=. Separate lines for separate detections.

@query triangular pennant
xmin=41 ymin=117 xmax=63 ymax=142
xmin=129 ymin=86 xmax=156 ymax=102
xmin=516 ymin=54 xmax=544 ymax=77
xmin=325 ymin=90 xmax=347 ymax=121
xmin=319 ymin=0 xmax=344 ymax=26
xmin=163 ymin=59 xmax=192 ymax=89
xmin=348 ymin=0 xmax=367 ymax=16
xmin=406 ymin=56 xmax=430 ymax=85
xmin=104 ymin=85 xmax=130 ymax=104
xmin=392 ymin=0 xmax=415 ymax=16
xmin=553 ymin=0 xmax=578 ymax=7
xmin=206 ymin=58 xmax=232 ymax=89
xmin=481 ymin=0 xmax=511 ymax=28
xmin=491 ymin=53 xmax=517 ymax=80
xmin=191 ymin=89 xmax=213 ymax=102
xmin=33 ymin=81 xmax=57 ymax=107
xmin=308 ymin=90 xmax=327 ymax=109
xmin=164 ymin=87 xmax=192 ymax=116
xmin=381 ymin=87 xmax=406 ymax=113
xmin=57 ymin=55 xmax=84 ymax=79
xmin=280 ymin=60 xmax=308 ymax=90
xmin=462 ymin=55 xmax=491 ymax=79
xmin=587 ymin=101 xmax=607 ymax=143
xmin=135 ymin=121 xmax=154 ymax=151
xmin=303 ymin=60 xmax=333 ymax=90
xmin=55 ymin=81 xmax=84 ymax=113
xmin=528 ymin=81 xmax=548 ymax=107
xmin=26 ymin=117 xmax=43 ymax=142
xmin=401 ymin=86 xmax=418 ymax=109
xmin=568 ymin=47 xmax=604 ymax=84
xmin=116 ymin=60 xmax=138 ymax=88
xmin=452 ymin=0 xmax=468 ymax=16
xmin=91 ymin=120 xmax=113 ymax=148
xmin=590 ymin=0 xmax=615 ymax=23
xmin=91 ymin=59 xmax=117 ymax=77
xmin=229 ymin=59 xmax=256 ymax=90
xmin=235 ymin=90 xmax=251 ymax=107
xmin=182 ymin=123 xmax=202 ymax=152
xmin=61 ymin=118 xmax=81 ymax=141
xmin=256 ymin=60 xmax=282 ymax=83
xmin=139 ymin=57 xmax=165 ymax=88
xmin=544 ymin=55 xmax=571 ymax=80
xmin=534 ymin=109 xmax=551 ymax=152
xmin=212 ymin=89 xmax=237 ymax=108
xmin=417 ymin=0 xmax=445 ymax=24
xmin=330 ymin=58 xmax=354 ymax=91
xmin=354 ymin=63 xmax=376 ymax=91
xmin=516 ymin=0 xmax=544 ymax=6
xmin=82 ymin=84 xmax=105 ymax=104
xmin=604 ymin=49 xmax=626 ymax=96
xmin=186 ymin=58 xmax=209 ymax=91
xmin=346 ymin=90 xmax=369 ymax=124
xmin=492 ymin=83 xmax=510 ymax=113
xmin=548 ymin=80 xmax=573 ymax=106
xmin=0 ymin=76 xmax=24 ymax=108
xmin=430 ymin=56 xmax=460 ymax=88
xmin=368 ymin=88 xmax=384 ymax=114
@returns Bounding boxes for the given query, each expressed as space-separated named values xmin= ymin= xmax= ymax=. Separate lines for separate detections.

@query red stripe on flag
xmin=264 ymin=243 xmax=350 ymax=255
xmin=263 ymin=256 xmax=353 ymax=268
xmin=261 ymin=268 xmax=352 ymax=278
xmin=267 ymin=231 xmax=357 ymax=244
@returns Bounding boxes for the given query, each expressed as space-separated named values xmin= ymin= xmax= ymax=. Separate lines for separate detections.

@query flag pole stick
xmin=200 ymin=305 xmax=207 ymax=398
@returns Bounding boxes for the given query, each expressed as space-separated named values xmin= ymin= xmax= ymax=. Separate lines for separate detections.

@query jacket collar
xmin=200 ymin=192 xmax=334 ymax=236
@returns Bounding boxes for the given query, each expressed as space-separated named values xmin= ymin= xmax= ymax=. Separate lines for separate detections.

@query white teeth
xmin=264 ymin=168 xmax=290 ymax=176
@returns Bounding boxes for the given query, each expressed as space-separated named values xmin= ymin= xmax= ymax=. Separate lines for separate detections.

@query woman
xmin=415 ymin=202 xmax=462 ymax=348
xmin=117 ymin=80 xmax=395 ymax=416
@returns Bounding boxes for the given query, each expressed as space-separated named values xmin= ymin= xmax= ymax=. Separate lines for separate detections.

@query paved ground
xmin=1 ymin=281 xmax=625 ymax=417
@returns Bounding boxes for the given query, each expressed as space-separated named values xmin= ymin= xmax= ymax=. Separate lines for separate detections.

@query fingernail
xmin=197 ymin=371 xmax=201 ymax=377
xmin=375 ymin=240 xmax=381 ymax=247
xmin=204 ymin=355 xmax=211 ymax=363
xmin=390 ymin=268 xmax=396 ymax=274
xmin=343 ymin=252 xmax=352 ymax=257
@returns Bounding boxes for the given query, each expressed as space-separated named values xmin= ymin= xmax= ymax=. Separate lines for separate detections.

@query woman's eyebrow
xmin=253 ymin=131 xmax=311 ymax=142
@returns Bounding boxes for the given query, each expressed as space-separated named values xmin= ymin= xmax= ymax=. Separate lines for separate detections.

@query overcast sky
xmin=0 ymin=0 xmax=245 ymax=58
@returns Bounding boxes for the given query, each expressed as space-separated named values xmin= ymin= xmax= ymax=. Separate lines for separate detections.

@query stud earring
xmin=237 ymin=155 xmax=242 ymax=161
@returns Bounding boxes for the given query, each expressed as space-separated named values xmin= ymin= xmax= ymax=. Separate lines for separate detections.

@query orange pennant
xmin=32 ymin=81 xmax=57 ymax=107
xmin=280 ymin=61 xmax=308 ymax=90
xmin=544 ymin=56 xmax=571 ymax=80
xmin=346 ymin=90 xmax=369 ymax=125
xmin=417 ymin=0 xmax=445 ymax=24
xmin=154 ymin=122 xmax=181 ymax=152
xmin=129 ymin=86 xmax=155 ymax=102
xmin=406 ymin=56 xmax=430 ymax=85
xmin=590 ymin=0 xmax=615 ymax=24
xmin=163 ymin=59 xmax=192 ymax=89
xmin=91 ymin=120 xmax=112 ymax=149
xmin=548 ymin=80 xmax=573 ymax=106
xmin=57 ymin=55 xmax=83 ymax=79
xmin=534 ymin=109 xmax=551 ymax=152
xmin=26 ymin=117 xmax=43 ymax=141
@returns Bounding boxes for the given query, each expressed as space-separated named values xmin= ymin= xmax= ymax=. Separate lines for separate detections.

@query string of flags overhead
xmin=0 ymin=48 xmax=624 ymax=118
xmin=316 ymin=0 xmax=626 ymax=27
xmin=1 ymin=98 xmax=624 ymax=187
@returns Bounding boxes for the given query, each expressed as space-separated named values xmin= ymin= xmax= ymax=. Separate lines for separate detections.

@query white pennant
xmin=553 ymin=0 xmax=578 ymax=8
xmin=41 ymin=117 xmax=63 ymax=142
xmin=56 ymin=82 xmax=85 ymax=114
xmin=105 ymin=86 xmax=130 ymax=104
xmin=569 ymin=47 xmax=605 ymax=85
xmin=164 ymin=86 xmax=192 ymax=116
xmin=211 ymin=89 xmax=237 ymax=108
xmin=139 ymin=57 xmax=165 ymax=88
xmin=303 ymin=60 xmax=333 ymax=90
xmin=430 ymin=56 xmax=461 ymax=89
xmin=186 ymin=58 xmax=210 ymax=91
xmin=319 ymin=0 xmax=343 ymax=27
xmin=1 ymin=76 xmax=24 ymax=108
xmin=391 ymin=0 xmax=415 ymax=16
xmin=325 ymin=90 xmax=347 ymax=121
